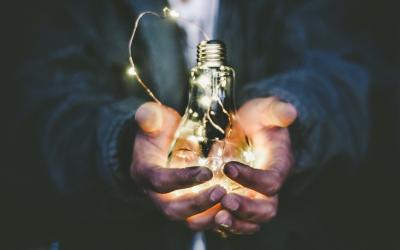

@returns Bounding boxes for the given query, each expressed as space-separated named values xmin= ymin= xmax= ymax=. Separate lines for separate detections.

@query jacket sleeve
xmin=239 ymin=1 xmax=370 ymax=193
xmin=18 ymin=1 xmax=153 ymax=216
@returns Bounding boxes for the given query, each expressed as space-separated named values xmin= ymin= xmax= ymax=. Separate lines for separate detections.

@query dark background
xmin=1 ymin=0 xmax=399 ymax=249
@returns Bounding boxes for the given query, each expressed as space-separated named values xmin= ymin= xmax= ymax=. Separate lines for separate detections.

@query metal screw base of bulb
xmin=197 ymin=40 xmax=226 ymax=67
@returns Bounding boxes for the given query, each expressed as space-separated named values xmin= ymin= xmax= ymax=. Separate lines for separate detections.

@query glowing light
xmin=243 ymin=150 xmax=255 ymax=163
xmin=187 ymin=135 xmax=205 ymax=143
xmin=197 ymin=75 xmax=211 ymax=88
xmin=187 ymin=135 xmax=198 ymax=143
xmin=198 ymin=157 xmax=208 ymax=166
xmin=191 ymin=185 xmax=201 ymax=194
xmin=163 ymin=7 xmax=180 ymax=19
xmin=199 ymin=96 xmax=212 ymax=108
xmin=192 ymin=112 xmax=199 ymax=118
xmin=169 ymin=10 xmax=180 ymax=18
xmin=126 ymin=66 xmax=137 ymax=76
xmin=220 ymin=77 xmax=227 ymax=87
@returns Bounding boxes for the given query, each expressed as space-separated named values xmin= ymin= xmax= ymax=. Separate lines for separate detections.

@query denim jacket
xmin=18 ymin=0 xmax=370 ymax=235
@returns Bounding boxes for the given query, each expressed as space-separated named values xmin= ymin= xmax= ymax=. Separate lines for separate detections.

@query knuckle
xmin=267 ymin=181 xmax=280 ymax=194
xmin=269 ymin=208 xmax=278 ymax=220
xmin=263 ymin=205 xmax=277 ymax=221
xmin=240 ymin=167 xmax=257 ymax=183
xmin=162 ymin=204 xmax=180 ymax=221
xmin=189 ymin=201 xmax=203 ymax=212
xmin=150 ymin=178 xmax=164 ymax=192
xmin=239 ymin=203 xmax=250 ymax=216
xmin=266 ymin=181 xmax=281 ymax=195
xmin=150 ymin=172 xmax=169 ymax=193
xmin=264 ymin=171 xmax=283 ymax=195
xmin=176 ymin=169 xmax=192 ymax=184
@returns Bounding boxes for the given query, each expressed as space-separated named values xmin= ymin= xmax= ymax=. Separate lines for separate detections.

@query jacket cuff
xmin=97 ymin=97 xmax=148 ymax=205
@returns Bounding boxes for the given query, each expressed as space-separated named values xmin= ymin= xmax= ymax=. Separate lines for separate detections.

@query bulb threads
xmin=197 ymin=40 xmax=226 ymax=67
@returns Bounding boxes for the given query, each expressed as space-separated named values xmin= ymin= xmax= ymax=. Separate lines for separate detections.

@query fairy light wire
xmin=128 ymin=11 xmax=162 ymax=104
xmin=128 ymin=7 xmax=210 ymax=104
xmin=128 ymin=7 xmax=234 ymax=166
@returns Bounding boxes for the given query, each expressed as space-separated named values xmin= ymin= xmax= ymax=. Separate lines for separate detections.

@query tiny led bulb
xmin=163 ymin=7 xmax=180 ymax=19
xmin=198 ymin=157 xmax=208 ymax=166
xmin=126 ymin=66 xmax=137 ymax=76
xmin=187 ymin=135 xmax=198 ymax=143
xmin=197 ymin=75 xmax=211 ymax=88
xmin=169 ymin=10 xmax=180 ymax=18
xmin=243 ymin=150 xmax=255 ymax=163
xmin=199 ymin=96 xmax=212 ymax=108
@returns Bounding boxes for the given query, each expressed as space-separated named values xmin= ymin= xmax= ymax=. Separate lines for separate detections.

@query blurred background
xmin=1 ymin=0 xmax=399 ymax=249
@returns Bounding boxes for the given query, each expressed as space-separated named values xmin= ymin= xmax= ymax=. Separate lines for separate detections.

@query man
xmin=14 ymin=0 xmax=370 ymax=249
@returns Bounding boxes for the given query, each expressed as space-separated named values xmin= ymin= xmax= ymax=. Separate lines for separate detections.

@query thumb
xmin=135 ymin=102 xmax=181 ymax=138
xmin=263 ymin=98 xmax=297 ymax=128
xmin=135 ymin=102 xmax=164 ymax=134
xmin=134 ymin=102 xmax=181 ymax=161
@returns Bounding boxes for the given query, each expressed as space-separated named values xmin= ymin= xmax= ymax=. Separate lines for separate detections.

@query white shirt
xmin=165 ymin=1 xmax=220 ymax=249
xmin=167 ymin=0 xmax=220 ymax=67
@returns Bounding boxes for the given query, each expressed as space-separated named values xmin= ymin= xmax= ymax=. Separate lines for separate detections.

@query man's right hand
xmin=131 ymin=102 xmax=226 ymax=224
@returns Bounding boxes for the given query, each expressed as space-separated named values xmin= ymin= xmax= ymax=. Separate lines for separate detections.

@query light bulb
xmin=167 ymin=40 xmax=255 ymax=194
xmin=126 ymin=65 xmax=137 ymax=76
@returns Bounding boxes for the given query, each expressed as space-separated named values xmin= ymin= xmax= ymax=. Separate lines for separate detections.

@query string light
xmin=163 ymin=7 xmax=180 ymax=19
xmin=126 ymin=66 xmax=137 ymax=76
xmin=129 ymin=7 xmax=257 ymax=195
xmin=198 ymin=96 xmax=212 ymax=108
xmin=196 ymin=75 xmax=211 ymax=88
xmin=128 ymin=7 xmax=209 ymax=105
xmin=242 ymin=150 xmax=256 ymax=163
xmin=198 ymin=157 xmax=208 ymax=166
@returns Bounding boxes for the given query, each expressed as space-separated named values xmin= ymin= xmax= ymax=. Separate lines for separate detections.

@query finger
xmin=224 ymin=162 xmax=285 ymax=196
xmin=153 ymin=186 xmax=226 ymax=221
xmin=140 ymin=166 xmax=212 ymax=193
xmin=186 ymin=204 xmax=221 ymax=231
xmin=221 ymin=193 xmax=278 ymax=223
xmin=135 ymin=102 xmax=164 ymax=134
xmin=238 ymin=98 xmax=297 ymax=134
xmin=135 ymin=102 xmax=180 ymax=137
xmin=132 ymin=102 xmax=181 ymax=167
xmin=262 ymin=97 xmax=297 ymax=128
xmin=215 ymin=210 xmax=260 ymax=235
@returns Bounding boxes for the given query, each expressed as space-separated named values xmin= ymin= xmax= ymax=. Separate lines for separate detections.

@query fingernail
xmin=135 ymin=102 xmax=162 ymax=133
xmin=225 ymin=197 xmax=239 ymax=211
xmin=195 ymin=168 xmax=212 ymax=182
xmin=210 ymin=187 xmax=226 ymax=202
xmin=275 ymin=102 xmax=297 ymax=126
xmin=224 ymin=164 xmax=239 ymax=179
xmin=216 ymin=211 xmax=232 ymax=227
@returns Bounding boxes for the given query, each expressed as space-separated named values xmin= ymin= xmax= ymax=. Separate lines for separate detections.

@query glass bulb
xmin=167 ymin=40 xmax=255 ymax=195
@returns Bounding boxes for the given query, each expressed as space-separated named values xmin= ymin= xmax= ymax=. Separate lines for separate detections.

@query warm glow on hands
xmin=213 ymin=97 xmax=297 ymax=235
xmin=131 ymin=102 xmax=226 ymax=225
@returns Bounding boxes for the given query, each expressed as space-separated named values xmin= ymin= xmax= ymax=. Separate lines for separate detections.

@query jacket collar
xmin=123 ymin=0 xmax=269 ymax=110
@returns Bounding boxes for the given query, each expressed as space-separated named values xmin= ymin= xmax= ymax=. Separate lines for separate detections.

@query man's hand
xmin=131 ymin=102 xmax=226 ymax=223
xmin=215 ymin=97 xmax=297 ymax=234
